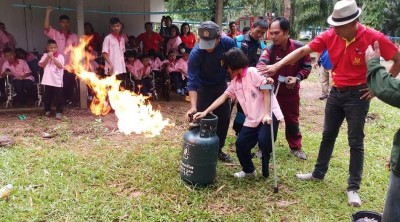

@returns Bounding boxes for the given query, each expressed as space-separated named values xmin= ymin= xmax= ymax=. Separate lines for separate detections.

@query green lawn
xmin=0 ymin=74 xmax=398 ymax=221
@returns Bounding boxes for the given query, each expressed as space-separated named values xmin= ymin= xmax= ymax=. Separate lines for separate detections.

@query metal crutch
xmin=275 ymin=75 xmax=287 ymax=97
xmin=260 ymin=83 xmax=279 ymax=193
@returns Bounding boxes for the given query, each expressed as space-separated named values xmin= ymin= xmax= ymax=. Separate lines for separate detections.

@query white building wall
xmin=0 ymin=0 xmax=165 ymax=53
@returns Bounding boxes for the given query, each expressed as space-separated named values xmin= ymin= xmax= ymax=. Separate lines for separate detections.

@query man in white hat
xmin=258 ymin=0 xmax=400 ymax=207
xmin=186 ymin=21 xmax=236 ymax=162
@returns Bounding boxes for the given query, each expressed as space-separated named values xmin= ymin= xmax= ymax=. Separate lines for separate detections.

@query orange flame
xmin=65 ymin=37 xmax=171 ymax=137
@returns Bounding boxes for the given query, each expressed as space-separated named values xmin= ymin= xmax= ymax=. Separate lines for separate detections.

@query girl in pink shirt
xmin=194 ymin=48 xmax=283 ymax=179
xmin=148 ymin=49 xmax=162 ymax=71
xmin=162 ymin=50 xmax=184 ymax=95
xmin=38 ymin=40 xmax=65 ymax=119
xmin=166 ymin=25 xmax=182 ymax=57
xmin=175 ymin=48 xmax=190 ymax=96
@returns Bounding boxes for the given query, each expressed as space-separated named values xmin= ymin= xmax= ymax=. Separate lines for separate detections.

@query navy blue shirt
xmin=187 ymin=36 xmax=236 ymax=91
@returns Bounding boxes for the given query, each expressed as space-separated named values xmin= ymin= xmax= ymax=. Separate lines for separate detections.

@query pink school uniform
xmin=126 ymin=60 xmax=143 ymax=80
xmin=149 ymin=57 xmax=162 ymax=71
xmin=162 ymin=59 xmax=180 ymax=74
xmin=225 ymin=67 xmax=283 ymax=127
xmin=175 ymin=58 xmax=188 ymax=79
xmin=166 ymin=36 xmax=182 ymax=55
xmin=39 ymin=53 xmax=65 ymax=87
xmin=2 ymin=59 xmax=34 ymax=81
xmin=44 ymin=27 xmax=78 ymax=67
xmin=102 ymin=33 xmax=126 ymax=75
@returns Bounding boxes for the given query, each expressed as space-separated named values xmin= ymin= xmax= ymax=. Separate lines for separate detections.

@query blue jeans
xmin=383 ymin=171 xmax=400 ymax=222
xmin=235 ymin=116 xmax=279 ymax=177
xmin=312 ymin=87 xmax=370 ymax=191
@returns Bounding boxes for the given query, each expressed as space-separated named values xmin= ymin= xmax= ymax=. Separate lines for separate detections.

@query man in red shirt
xmin=136 ymin=22 xmax=163 ymax=54
xmin=227 ymin=21 xmax=241 ymax=39
xmin=260 ymin=0 xmax=400 ymax=207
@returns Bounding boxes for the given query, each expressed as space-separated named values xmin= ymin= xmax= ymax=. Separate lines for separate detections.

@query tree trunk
xmin=283 ymin=0 xmax=291 ymax=20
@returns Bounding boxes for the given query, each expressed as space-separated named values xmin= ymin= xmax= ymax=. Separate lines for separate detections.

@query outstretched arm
xmin=193 ymin=93 xmax=229 ymax=120
xmin=259 ymin=45 xmax=314 ymax=76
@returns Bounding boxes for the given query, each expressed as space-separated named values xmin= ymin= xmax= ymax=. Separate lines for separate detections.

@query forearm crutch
xmin=275 ymin=75 xmax=287 ymax=97
xmin=260 ymin=83 xmax=278 ymax=193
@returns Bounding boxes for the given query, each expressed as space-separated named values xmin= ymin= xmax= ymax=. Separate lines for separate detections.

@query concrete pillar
xmin=77 ymin=0 xmax=88 ymax=109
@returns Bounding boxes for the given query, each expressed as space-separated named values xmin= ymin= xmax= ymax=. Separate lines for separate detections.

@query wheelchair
xmin=153 ymin=68 xmax=171 ymax=101
xmin=3 ymin=74 xmax=14 ymax=108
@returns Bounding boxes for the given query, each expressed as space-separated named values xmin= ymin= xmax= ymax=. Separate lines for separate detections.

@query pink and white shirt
xmin=44 ymin=27 xmax=78 ymax=67
xmin=162 ymin=59 xmax=180 ymax=74
xmin=39 ymin=53 xmax=65 ymax=87
xmin=149 ymin=57 xmax=162 ymax=70
xmin=175 ymin=58 xmax=188 ymax=79
xmin=2 ymin=59 xmax=34 ymax=82
xmin=102 ymin=33 xmax=126 ymax=75
xmin=166 ymin=36 xmax=182 ymax=54
xmin=225 ymin=67 xmax=283 ymax=127
xmin=126 ymin=60 xmax=143 ymax=80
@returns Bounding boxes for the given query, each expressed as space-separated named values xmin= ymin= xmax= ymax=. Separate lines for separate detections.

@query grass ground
xmin=0 ymin=69 xmax=398 ymax=221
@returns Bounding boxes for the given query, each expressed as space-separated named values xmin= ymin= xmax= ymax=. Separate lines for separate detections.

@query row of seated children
xmin=123 ymin=44 xmax=190 ymax=98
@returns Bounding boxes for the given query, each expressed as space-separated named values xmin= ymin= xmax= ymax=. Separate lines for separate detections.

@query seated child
xmin=162 ymin=50 xmax=184 ymax=95
xmin=38 ymin=39 xmax=65 ymax=119
xmin=125 ymin=50 xmax=141 ymax=91
xmin=175 ymin=44 xmax=190 ymax=96
xmin=1 ymin=47 xmax=34 ymax=106
xmin=137 ymin=54 xmax=153 ymax=96
xmin=148 ymin=49 xmax=162 ymax=71
xmin=193 ymin=48 xmax=283 ymax=178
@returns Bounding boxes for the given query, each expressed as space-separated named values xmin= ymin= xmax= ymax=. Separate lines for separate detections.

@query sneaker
xmin=218 ymin=151 xmax=233 ymax=163
xmin=180 ymin=90 xmax=185 ymax=96
xmin=55 ymin=113 xmax=63 ymax=120
xmin=44 ymin=111 xmax=51 ymax=117
xmin=234 ymin=170 xmax=256 ymax=178
xmin=347 ymin=190 xmax=362 ymax=207
xmin=319 ymin=95 xmax=328 ymax=100
xmin=295 ymin=173 xmax=322 ymax=181
xmin=290 ymin=149 xmax=308 ymax=160
xmin=176 ymin=89 xmax=182 ymax=94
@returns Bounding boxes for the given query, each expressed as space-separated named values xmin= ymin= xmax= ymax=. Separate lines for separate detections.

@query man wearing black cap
xmin=259 ymin=0 xmax=400 ymax=207
xmin=186 ymin=21 xmax=236 ymax=162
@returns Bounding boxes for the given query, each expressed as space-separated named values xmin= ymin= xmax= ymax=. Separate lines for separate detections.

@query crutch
xmin=260 ymin=83 xmax=279 ymax=193
xmin=275 ymin=75 xmax=287 ymax=97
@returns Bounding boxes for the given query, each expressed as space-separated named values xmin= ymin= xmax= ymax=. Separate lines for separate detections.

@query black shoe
xmin=218 ymin=151 xmax=233 ymax=163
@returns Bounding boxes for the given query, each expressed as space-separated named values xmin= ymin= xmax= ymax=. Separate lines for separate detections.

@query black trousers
xmin=196 ymin=84 xmax=230 ymax=151
xmin=44 ymin=85 xmax=64 ymax=113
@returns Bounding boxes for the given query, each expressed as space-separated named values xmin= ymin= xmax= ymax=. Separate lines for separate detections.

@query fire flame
xmin=65 ymin=36 xmax=171 ymax=137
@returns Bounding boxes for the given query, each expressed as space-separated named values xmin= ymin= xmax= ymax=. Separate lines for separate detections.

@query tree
xmin=382 ymin=0 xmax=400 ymax=36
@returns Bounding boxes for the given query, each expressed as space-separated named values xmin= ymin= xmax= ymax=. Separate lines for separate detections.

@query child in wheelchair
xmin=161 ymin=50 xmax=184 ymax=96
xmin=1 ymin=47 xmax=35 ymax=106
xmin=176 ymin=45 xmax=190 ymax=100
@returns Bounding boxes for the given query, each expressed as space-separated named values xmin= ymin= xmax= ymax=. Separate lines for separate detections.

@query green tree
xmin=382 ymin=0 xmax=400 ymax=36
xmin=359 ymin=0 xmax=387 ymax=31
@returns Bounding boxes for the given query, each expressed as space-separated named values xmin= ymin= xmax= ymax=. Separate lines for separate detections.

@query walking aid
xmin=260 ymin=83 xmax=279 ymax=193
xmin=275 ymin=75 xmax=287 ymax=97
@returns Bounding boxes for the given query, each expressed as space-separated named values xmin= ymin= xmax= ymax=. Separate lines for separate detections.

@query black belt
xmin=332 ymin=84 xmax=367 ymax=92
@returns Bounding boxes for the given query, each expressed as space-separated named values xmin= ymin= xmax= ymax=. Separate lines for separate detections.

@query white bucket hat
xmin=327 ymin=0 xmax=362 ymax=26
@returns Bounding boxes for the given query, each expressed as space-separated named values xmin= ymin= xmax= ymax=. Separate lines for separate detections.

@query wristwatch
xmin=295 ymin=76 xmax=301 ymax=84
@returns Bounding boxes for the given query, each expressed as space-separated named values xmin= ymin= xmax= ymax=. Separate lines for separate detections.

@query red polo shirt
xmin=136 ymin=31 xmax=163 ymax=53
xmin=308 ymin=23 xmax=398 ymax=87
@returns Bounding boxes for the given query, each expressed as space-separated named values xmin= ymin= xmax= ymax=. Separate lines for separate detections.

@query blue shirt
xmin=320 ymin=49 xmax=332 ymax=70
xmin=187 ymin=36 xmax=236 ymax=91
xmin=235 ymin=33 xmax=266 ymax=67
